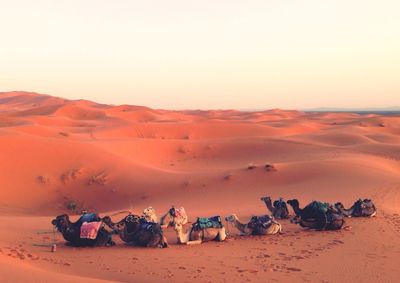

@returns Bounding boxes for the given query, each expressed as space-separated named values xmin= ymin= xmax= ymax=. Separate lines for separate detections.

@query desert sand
xmin=0 ymin=91 xmax=399 ymax=282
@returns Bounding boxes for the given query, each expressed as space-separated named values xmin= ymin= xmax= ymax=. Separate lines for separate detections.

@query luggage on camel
xmin=307 ymin=201 xmax=330 ymax=215
xmin=80 ymin=221 xmax=102 ymax=239
xmin=193 ymin=216 xmax=223 ymax=230
xmin=139 ymin=218 xmax=163 ymax=235
xmin=248 ymin=215 xmax=273 ymax=230
xmin=76 ymin=213 xmax=100 ymax=227
xmin=303 ymin=201 xmax=332 ymax=228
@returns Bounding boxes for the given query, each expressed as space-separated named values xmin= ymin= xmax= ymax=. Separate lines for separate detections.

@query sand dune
xmin=0 ymin=91 xmax=399 ymax=282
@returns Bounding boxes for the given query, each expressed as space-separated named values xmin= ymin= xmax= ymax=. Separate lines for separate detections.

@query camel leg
xmin=185 ymin=240 xmax=202 ymax=245
xmin=218 ymin=227 xmax=227 ymax=241
xmin=277 ymin=223 xmax=283 ymax=234
xmin=146 ymin=234 xmax=162 ymax=248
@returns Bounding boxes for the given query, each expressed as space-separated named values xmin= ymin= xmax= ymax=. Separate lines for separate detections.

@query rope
xmin=53 ymin=226 xmax=56 ymax=245
xmin=108 ymin=210 xmax=133 ymax=217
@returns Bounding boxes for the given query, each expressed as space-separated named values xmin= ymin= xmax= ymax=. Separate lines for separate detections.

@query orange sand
xmin=0 ymin=91 xmax=399 ymax=282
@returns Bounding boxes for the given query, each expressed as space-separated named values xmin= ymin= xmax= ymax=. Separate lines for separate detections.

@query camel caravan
xmin=51 ymin=198 xmax=377 ymax=248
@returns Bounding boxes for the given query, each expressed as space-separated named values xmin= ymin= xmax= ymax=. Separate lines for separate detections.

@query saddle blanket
xmin=193 ymin=216 xmax=223 ymax=230
xmin=80 ymin=221 xmax=102 ymax=239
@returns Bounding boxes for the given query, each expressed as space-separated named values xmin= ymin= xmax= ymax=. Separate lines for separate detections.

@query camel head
xmin=160 ymin=206 xmax=187 ymax=229
xmin=260 ymin=196 xmax=271 ymax=202
xmin=101 ymin=216 xmax=118 ymax=232
xmin=225 ymin=214 xmax=238 ymax=223
xmin=334 ymin=202 xmax=345 ymax=212
xmin=287 ymin=199 xmax=299 ymax=208
xmin=334 ymin=202 xmax=345 ymax=211
xmin=51 ymin=214 xmax=71 ymax=231
xmin=143 ymin=206 xmax=155 ymax=217
xmin=143 ymin=206 xmax=158 ymax=222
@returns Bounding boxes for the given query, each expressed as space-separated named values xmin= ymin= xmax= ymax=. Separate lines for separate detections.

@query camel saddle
xmin=139 ymin=218 xmax=161 ymax=234
xmin=193 ymin=216 xmax=223 ymax=230
xmin=80 ymin=221 xmax=102 ymax=239
xmin=76 ymin=213 xmax=100 ymax=227
xmin=248 ymin=215 xmax=273 ymax=229
xmin=307 ymin=201 xmax=330 ymax=214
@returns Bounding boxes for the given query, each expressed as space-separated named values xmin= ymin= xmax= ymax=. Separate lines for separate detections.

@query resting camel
xmin=51 ymin=214 xmax=115 ymax=247
xmin=260 ymin=196 xmax=290 ymax=219
xmin=143 ymin=206 xmax=158 ymax=223
xmin=225 ymin=214 xmax=282 ymax=236
xmin=159 ymin=206 xmax=188 ymax=229
xmin=174 ymin=223 xmax=227 ymax=245
xmin=103 ymin=214 xmax=168 ymax=248
xmin=287 ymin=199 xmax=345 ymax=230
xmin=335 ymin=199 xmax=377 ymax=217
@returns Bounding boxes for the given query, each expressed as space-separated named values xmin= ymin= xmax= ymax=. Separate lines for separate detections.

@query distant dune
xmin=0 ymin=91 xmax=399 ymax=282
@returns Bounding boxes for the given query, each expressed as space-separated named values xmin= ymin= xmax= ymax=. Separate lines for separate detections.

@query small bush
xmin=247 ymin=163 xmax=257 ymax=170
xmin=224 ymin=173 xmax=233 ymax=180
xmin=66 ymin=200 xmax=78 ymax=211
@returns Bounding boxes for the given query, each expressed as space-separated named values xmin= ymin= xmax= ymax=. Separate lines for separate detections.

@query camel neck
xmin=232 ymin=218 xmax=250 ymax=234
xmin=291 ymin=204 xmax=303 ymax=217
xmin=263 ymin=199 xmax=275 ymax=212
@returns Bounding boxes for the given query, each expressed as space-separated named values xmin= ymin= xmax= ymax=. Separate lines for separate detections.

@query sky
xmin=1 ymin=0 xmax=399 ymax=109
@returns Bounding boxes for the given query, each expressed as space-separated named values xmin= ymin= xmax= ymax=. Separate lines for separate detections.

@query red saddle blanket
xmin=80 ymin=221 xmax=102 ymax=239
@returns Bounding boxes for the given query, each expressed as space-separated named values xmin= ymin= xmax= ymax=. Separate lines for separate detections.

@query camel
xmin=174 ymin=223 xmax=227 ymax=245
xmin=260 ymin=196 xmax=290 ymax=219
xmin=159 ymin=206 xmax=188 ymax=229
xmin=143 ymin=206 xmax=158 ymax=223
xmin=335 ymin=199 xmax=377 ymax=217
xmin=225 ymin=214 xmax=282 ymax=236
xmin=287 ymin=199 xmax=345 ymax=230
xmin=103 ymin=214 xmax=168 ymax=248
xmin=51 ymin=214 xmax=115 ymax=247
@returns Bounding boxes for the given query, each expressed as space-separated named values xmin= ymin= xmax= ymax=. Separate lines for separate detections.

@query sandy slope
xmin=0 ymin=91 xmax=399 ymax=282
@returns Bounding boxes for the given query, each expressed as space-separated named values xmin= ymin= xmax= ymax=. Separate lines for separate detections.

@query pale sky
xmin=1 ymin=0 xmax=399 ymax=109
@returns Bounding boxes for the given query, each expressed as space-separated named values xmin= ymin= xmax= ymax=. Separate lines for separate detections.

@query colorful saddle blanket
xmin=193 ymin=216 xmax=223 ymax=230
xmin=80 ymin=221 xmax=102 ymax=239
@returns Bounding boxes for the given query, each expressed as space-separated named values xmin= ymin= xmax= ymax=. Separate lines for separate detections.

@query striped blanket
xmin=80 ymin=221 xmax=102 ymax=239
